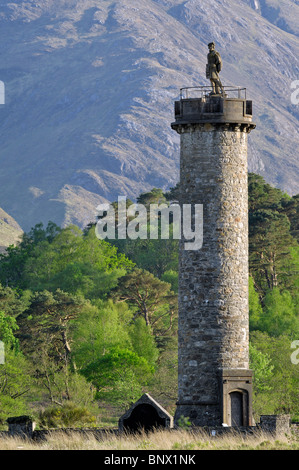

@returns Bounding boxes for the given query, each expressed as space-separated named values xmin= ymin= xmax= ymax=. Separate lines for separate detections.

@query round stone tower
xmin=171 ymin=89 xmax=256 ymax=427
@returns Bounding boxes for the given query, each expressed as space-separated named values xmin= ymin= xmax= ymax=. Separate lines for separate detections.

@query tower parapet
xmin=172 ymin=87 xmax=255 ymax=131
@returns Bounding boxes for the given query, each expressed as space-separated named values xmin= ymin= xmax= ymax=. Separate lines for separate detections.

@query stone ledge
xmin=171 ymin=122 xmax=256 ymax=134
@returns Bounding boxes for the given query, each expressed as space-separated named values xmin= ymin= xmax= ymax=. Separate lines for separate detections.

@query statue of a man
xmin=206 ymin=42 xmax=224 ymax=95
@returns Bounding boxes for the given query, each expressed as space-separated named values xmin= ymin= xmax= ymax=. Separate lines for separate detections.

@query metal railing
xmin=180 ymin=86 xmax=247 ymax=100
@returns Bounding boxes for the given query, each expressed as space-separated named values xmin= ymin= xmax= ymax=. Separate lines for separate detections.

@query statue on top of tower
xmin=206 ymin=42 xmax=224 ymax=96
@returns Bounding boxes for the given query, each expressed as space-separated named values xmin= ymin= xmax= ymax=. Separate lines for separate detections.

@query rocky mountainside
xmin=0 ymin=207 xmax=23 ymax=252
xmin=0 ymin=0 xmax=298 ymax=231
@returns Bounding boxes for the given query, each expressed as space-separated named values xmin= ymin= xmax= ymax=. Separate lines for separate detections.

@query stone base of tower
xmin=174 ymin=369 xmax=253 ymax=428
xmin=174 ymin=404 xmax=221 ymax=427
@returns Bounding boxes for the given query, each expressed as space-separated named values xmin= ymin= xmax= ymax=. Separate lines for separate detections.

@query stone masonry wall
xmin=175 ymin=123 xmax=250 ymax=426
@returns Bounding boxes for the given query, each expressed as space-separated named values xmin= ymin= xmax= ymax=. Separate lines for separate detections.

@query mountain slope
xmin=0 ymin=0 xmax=298 ymax=230
xmin=0 ymin=207 xmax=23 ymax=252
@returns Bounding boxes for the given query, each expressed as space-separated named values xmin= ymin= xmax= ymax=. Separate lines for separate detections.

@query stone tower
xmin=171 ymin=90 xmax=256 ymax=427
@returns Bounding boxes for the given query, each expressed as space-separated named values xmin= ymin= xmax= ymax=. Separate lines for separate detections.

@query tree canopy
xmin=0 ymin=173 xmax=298 ymax=425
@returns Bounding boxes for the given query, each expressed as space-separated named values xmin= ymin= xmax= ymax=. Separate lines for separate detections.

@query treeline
xmin=0 ymin=173 xmax=298 ymax=427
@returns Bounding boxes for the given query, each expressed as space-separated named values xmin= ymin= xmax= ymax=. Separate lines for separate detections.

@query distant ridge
xmin=0 ymin=0 xmax=298 ymax=231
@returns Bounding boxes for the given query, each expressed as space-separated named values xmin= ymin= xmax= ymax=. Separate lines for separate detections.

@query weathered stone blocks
xmin=172 ymin=96 xmax=255 ymax=427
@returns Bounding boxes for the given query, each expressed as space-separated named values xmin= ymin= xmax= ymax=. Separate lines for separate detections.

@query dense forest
xmin=0 ymin=173 xmax=298 ymax=428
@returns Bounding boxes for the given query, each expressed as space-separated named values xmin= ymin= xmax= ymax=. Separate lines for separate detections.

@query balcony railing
xmin=180 ymin=86 xmax=247 ymax=100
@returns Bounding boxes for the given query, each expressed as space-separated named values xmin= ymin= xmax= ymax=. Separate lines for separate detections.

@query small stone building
xmin=7 ymin=416 xmax=36 ymax=438
xmin=119 ymin=393 xmax=173 ymax=432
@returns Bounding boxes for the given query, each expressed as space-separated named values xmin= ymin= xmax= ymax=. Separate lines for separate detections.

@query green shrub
xmin=39 ymin=402 xmax=97 ymax=429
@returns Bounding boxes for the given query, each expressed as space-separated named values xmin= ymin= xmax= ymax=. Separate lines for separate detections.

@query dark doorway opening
xmin=122 ymin=404 xmax=166 ymax=432
xmin=230 ymin=391 xmax=243 ymax=426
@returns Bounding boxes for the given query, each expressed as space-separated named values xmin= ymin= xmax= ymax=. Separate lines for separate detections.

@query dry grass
xmin=0 ymin=428 xmax=298 ymax=450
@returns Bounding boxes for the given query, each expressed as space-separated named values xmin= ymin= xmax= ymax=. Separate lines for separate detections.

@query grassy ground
xmin=0 ymin=428 xmax=298 ymax=450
